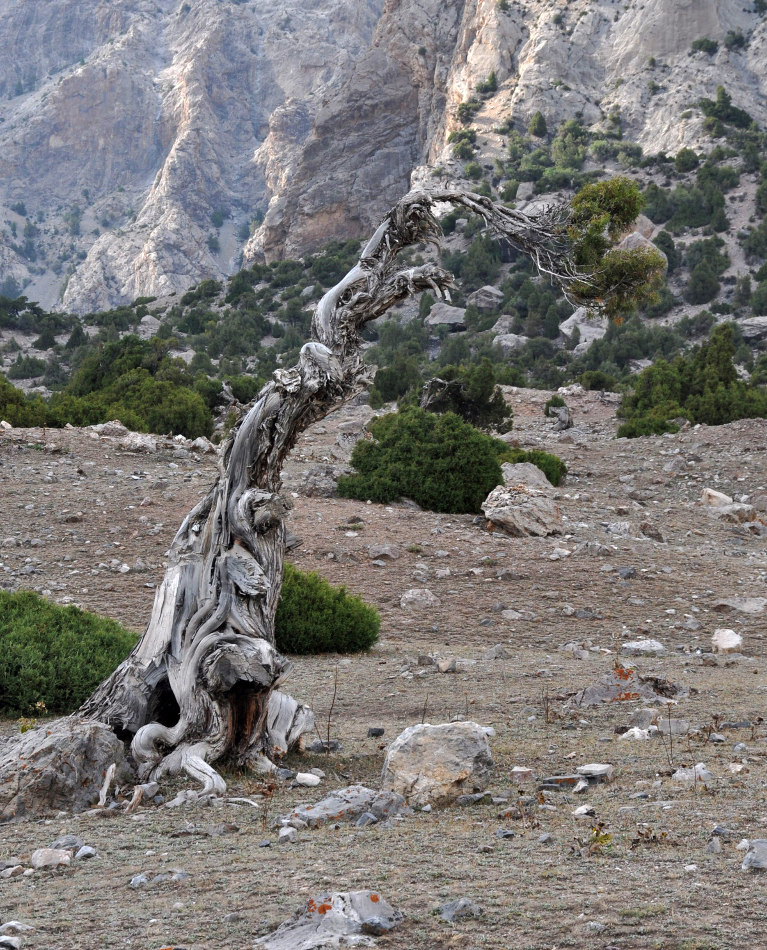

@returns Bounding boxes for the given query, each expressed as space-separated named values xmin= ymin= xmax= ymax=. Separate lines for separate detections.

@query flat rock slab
xmin=713 ymin=597 xmax=767 ymax=615
xmin=571 ymin=667 xmax=687 ymax=707
xmin=284 ymin=786 xmax=405 ymax=828
xmin=381 ymin=721 xmax=494 ymax=806
xmin=621 ymin=639 xmax=666 ymax=657
xmin=255 ymin=890 xmax=402 ymax=948
xmin=439 ymin=898 xmax=484 ymax=922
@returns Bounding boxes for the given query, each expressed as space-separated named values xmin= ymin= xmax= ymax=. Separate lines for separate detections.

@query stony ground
xmin=2 ymin=389 xmax=767 ymax=950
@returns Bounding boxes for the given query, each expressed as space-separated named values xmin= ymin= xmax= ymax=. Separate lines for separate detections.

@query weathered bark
xmin=4 ymin=189 xmax=594 ymax=805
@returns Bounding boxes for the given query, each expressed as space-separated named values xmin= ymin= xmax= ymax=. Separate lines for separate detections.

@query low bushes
xmin=337 ymin=407 xmax=505 ymax=513
xmin=0 ymin=590 xmax=137 ymax=717
xmin=337 ymin=406 xmax=567 ymax=511
xmin=275 ymin=564 xmax=380 ymax=654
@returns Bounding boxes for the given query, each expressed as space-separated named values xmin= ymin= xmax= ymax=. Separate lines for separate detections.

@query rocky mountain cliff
xmin=1 ymin=0 xmax=765 ymax=313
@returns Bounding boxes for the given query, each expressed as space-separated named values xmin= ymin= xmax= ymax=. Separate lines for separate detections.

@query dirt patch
xmin=2 ymin=393 xmax=767 ymax=949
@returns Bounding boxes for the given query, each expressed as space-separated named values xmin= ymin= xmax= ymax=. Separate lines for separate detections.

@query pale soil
xmin=2 ymin=390 xmax=767 ymax=950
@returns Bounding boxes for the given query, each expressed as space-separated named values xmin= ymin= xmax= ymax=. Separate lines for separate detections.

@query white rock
xmin=400 ymin=588 xmax=440 ymax=609
xmin=0 ymin=420 xmax=12 ymax=430
xmin=501 ymin=461 xmax=553 ymax=493
xmin=672 ymin=763 xmax=713 ymax=784
xmin=576 ymin=763 xmax=614 ymax=782
xmin=294 ymin=772 xmax=321 ymax=788
xmin=424 ymin=302 xmax=466 ymax=328
xmin=381 ymin=721 xmax=494 ymax=806
xmin=572 ymin=804 xmax=596 ymax=818
xmin=121 ymin=432 xmax=157 ymax=453
xmin=510 ymin=766 xmax=534 ymax=784
xmin=621 ymin=638 xmax=666 ymax=657
xmin=254 ymin=890 xmax=402 ymax=948
xmin=711 ymin=629 xmax=743 ymax=654
xmin=30 ymin=848 xmax=71 ymax=870
xmin=619 ymin=727 xmax=651 ymax=741
xmin=482 ymin=485 xmax=562 ymax=538
xmin=701 ymin=488 xmax=733 ymax=508
xmin=278 ymin=826 xmax=298 ymax=845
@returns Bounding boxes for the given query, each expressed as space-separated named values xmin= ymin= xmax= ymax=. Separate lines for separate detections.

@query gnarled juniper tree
xmin=1 ymin=182 xmax=664 ymax=807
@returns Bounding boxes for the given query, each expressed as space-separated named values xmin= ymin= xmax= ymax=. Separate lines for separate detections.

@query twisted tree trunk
xmin=4 ymin=189 xmax=604 ymax=809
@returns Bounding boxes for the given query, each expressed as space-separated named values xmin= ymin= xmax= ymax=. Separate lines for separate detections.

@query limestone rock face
xmin=381 ymin=721 xmax=494 ymax=806
xmin=2 ymin=0 xmax=766 ymax=311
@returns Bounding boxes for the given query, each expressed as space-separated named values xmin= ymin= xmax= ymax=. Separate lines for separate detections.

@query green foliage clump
xmin=0 ymin=374 xmax=47 ymax=427
xmin=275 ymin=564 xmax=380 ymax=655
xmin=568 ymin=177 xmax=666 ymax=318
xmin=528 ymin=111 xmax=547 ymax=138
xmin=543 ymin=394 xmax=566 ymax=416
xmin=337 ymin=407 xmax=505 ymax=513
xmin=691 ymin=38 xmax=718 ymax=55
xmin=700 ymin=86 xmax=753 ymax=130
xmin=423 ymin=359 xmax=512 ymax=431
xmin=579 ymin=370 xmax=619 ymax=392
xmin=674 ymin=148 xmax=699 ymax=173
xmin=617 ymin=323 xmax=767 ymax=437
xmin=0 ymin=590 xmax=137 ymax=717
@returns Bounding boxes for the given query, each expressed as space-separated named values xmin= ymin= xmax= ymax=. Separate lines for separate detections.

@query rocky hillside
xmin=1 ymin=0 xmax=766 ymax=313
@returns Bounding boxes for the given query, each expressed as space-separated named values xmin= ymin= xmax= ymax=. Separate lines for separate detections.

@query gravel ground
xmin=2 ymin=390 xmax=767 ymax=949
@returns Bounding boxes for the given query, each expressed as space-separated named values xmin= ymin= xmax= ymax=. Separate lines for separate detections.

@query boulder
xmin=742 ymin=840 xmax=767 ymax=871
xmin=120 ymin=432 xmax=157 ymax=453
xmin=380 ymin=721 xmax=494 ymax=806
xmin=482 ymin=485 xmax=562 ymax=537
xmin=706 ymin=502 xmax=758 ymax=524
xmin=0 ymin=718 xmax=131 ymax=819
xmin=492 ymin=332 xmax=529 ymax=354
xmin=618 ymin=230 xmax=667 ymax=269
xmin=713 ymin=597 xmax=766 ymax=615
xmin=738 ymin=317 xmax=767 ymax=342
xmin=30 ymin=848 xmax=71 ymax=870
xmin=571 ymin=667 xmax=687 ymax=707
xmin=424 ymin=302 xmax=466 ymax=330
xmin=701 ymin=487 xmax=733 ymax=507
xmin=190 ymin=436 xmax=216 ymax=454
xmin=558 ymin=307 xmax=608 ymax=352
xmin=400 ymin=588 xmax=440 ymax=609
xmin=92 ymin=420 xmax=129 ymax=438
xmin=467 ymin=285 xmax=503 ymax=311
xmin=254 ymin=891 xmax=403 ymax=948
xmin=501 ymin=461 xmax=553 ymax=493
xmin=621 ymin=639 xmax=666 ymax=657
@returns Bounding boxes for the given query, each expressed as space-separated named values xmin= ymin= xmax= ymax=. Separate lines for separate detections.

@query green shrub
xmin=500 ymin=447 xmax=568 ymax=486
xmin=338 ymin=407 xmax=505 ymax=513
xmin=543 ymin=394 xmax=566 ymax=416
xmin=528 ymin=111 xmax=547 ymax=138
xmin=691 ymin=38 xmax=718 ymax=55
xmin=422 ymin=359 xmax=512 ymax=430
xmin=674 ymin=148 xmax=699 ymax=173
xmin=579 ymin=370 xmax=619 ymax=391
xmin=0 ymin=590 xmax=137 ymax=717
xmin=617 ymin=323 xmax=767 ymax=436
xmin=275 ymin=564 xmax=380 ymax=654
